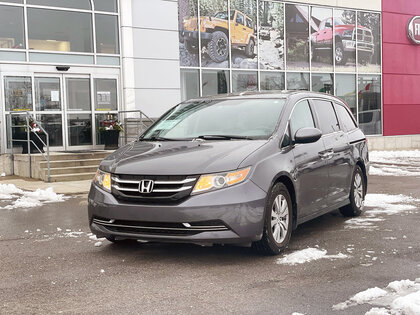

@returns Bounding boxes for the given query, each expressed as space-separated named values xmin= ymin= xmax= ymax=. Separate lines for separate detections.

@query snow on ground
xmin=332 ymin=278 xmax=420 ymax=314
xmin=369 ymin=150 xmax=420 ymax=176
xmin=0 ymin=184 xmax=68 ymax=210
xmin=276 ymin=248 xmax=348 ymax=266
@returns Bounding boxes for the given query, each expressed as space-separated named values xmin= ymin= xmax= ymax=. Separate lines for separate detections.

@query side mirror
xmin=294 ymin=127 xmax=322 ymax=144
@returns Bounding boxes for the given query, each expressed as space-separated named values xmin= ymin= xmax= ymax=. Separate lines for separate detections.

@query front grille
xmin=111 ymin=174 xmax=198 ymax=204
xmin=357 ymin=29 xmax=373 ymax=43
xmin=93 ymin=217 xmax=228 ymax=236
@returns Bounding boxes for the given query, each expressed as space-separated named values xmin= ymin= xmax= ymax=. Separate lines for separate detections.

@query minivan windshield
xmin=141 ymin=98 xmax=286 ymax=141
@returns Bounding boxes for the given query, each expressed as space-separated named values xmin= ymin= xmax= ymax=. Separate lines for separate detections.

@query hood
xmin=100 ymin=140 xmax=268 ymax=175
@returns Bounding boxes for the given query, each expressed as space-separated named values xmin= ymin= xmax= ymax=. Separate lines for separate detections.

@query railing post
xmin=26 ymin=115 xmax=31 ymax=178
xmin=7 ymin=115 xmax=14 ymax=176
xmin=46 ymin=133 xmax=50 ymax=182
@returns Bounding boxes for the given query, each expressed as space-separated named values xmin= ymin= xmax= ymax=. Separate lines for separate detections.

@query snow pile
xmin=276 ymin=248 xmax=348 ymax=266
xmin=344 ymin=217 xmax=384 ymax=230
xmin=369 ymin=150 xmax=420 ymax=177
xmin=332 ymin=278 xmax=420 ymax=314
xmin=365 ymin=194 xmax=419 ymax=215
xmin=0 ymin=184 xmax=68 ymax=210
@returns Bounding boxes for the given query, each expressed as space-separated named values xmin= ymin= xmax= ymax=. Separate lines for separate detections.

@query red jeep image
xmin=310 ymin=17 xmax=374 ymax=65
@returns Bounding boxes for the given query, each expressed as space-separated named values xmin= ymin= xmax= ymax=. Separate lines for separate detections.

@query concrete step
xmin=39 ymin=158 xmax=103 ymax=169
xmin=15 ymin=151 xmax=111 ymax=162
xmin=43 ymin=165 xmax=98 ymax=176
xmin=48 ymin=172 xmax=96 ymax=182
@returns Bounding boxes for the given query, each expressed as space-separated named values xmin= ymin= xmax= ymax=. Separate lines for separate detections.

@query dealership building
xmin=0 ymin=0 xmax=419 ymax=177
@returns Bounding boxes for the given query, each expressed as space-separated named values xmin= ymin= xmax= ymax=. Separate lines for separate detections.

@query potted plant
xmin=98 ymin=118 xmax=123 ymax=150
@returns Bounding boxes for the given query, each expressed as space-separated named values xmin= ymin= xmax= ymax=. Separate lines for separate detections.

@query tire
xmin=340 ymin=166 xmax=365 ymax=217
xmin=184 ymin=39 xmax=198 ymax=54
xmin=245 ymin=38 xmax=255 ymax=58
xmin=207 ymin=31 xmax=229 ymax=63
xmin=335 ymin=42 xmax=348 ymax=65
xmin=252 ymin=182 xmax=293 ymax=255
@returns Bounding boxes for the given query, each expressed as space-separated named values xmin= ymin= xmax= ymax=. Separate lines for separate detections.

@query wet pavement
xmin=0 ymin=175 xmax=419 ymax=314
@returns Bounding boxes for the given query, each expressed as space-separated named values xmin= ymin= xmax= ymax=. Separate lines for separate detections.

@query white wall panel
xmin=130 ymin=0 xmax=178 ymax=30
xmin=131 ymin=59 xmax=180 ymax=89
xmin=131 ymin=29 xmax=179 ymax=60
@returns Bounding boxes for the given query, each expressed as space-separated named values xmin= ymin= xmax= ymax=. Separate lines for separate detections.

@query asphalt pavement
xmin=0 ymin=175 xmax=419 ymax=314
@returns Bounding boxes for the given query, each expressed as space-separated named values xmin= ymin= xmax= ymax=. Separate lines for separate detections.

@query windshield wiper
xmin=195 ymin=135 xmax=254 ymax=140
xmin=139 ymin=136 xmax=177 ymax=141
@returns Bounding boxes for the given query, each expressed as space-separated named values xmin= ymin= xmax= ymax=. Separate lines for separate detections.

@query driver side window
xmin=290 ymin=100 xmax=315 ymax=137
xmin=236 ymin=13 xmax=244 ymax=25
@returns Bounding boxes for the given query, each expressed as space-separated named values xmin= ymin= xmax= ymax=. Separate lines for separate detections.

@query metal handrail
xmin=8 ymin=111 xmax=51 ymax=182
xmin=116 ymin=110 xmax=155 ymax=146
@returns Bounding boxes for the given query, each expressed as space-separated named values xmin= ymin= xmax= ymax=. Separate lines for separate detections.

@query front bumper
xmin=181 ymin=30 xmax=212 ymax=42
xmin=88 ymin=180 xmax=267 ymax=245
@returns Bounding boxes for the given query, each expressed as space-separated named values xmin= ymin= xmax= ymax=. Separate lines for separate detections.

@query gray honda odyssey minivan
xmin=88 ymin=91 xmax=369 ymax=255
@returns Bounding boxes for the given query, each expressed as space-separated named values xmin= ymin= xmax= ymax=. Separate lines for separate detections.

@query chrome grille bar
xmin=113 ymin=184 xmax=193 ymax=193
xmin=112 ymin=177 xmax=196 ymax=185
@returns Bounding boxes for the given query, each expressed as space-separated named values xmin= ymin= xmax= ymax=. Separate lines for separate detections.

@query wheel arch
xmin=356 ymin=159 xmax=368 ymax=195
xmin=212 ymin=27 xmax=229 ymax=37
xmin=271 ymin=173 xmax=297 ymax=230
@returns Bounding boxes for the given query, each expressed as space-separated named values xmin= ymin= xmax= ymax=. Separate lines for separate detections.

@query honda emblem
xmin=139 ymin=180 xmax=154 ymax=193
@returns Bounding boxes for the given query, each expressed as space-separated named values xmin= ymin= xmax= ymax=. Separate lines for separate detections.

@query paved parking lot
xmin=0 ymin=174 xmax=419 ymax=314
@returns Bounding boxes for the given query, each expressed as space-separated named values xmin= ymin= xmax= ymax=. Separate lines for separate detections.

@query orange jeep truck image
xmin=181 ymin=10 xmax=256 ymax=63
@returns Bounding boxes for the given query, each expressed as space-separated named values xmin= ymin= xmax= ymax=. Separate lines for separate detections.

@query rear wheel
xmin=340 ymin=166 xmax=365 ymax=217
xmin=335 ymin=42 xmax=348 ymax=65
xmin=207 ymin=31 xmax=229 ymax=63
xmin=245 ymin=38 xmax=255 ymax=58
xmin=253 ymin=183 xmax=293 ymax=255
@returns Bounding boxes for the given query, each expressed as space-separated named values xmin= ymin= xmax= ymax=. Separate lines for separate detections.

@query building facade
xmin=0 ymin=0 xmax=419 ymax=157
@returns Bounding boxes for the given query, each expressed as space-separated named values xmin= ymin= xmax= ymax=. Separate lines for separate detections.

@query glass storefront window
xmin=95 ymin=113 xmax=118 ymax=145
xmin=4 ymin=77 xmax=33 ymax=111
xmin=202 ymin=70 xmax=229 ymax=96
xmin=0 ymin=5 xmax=25 ymax=49
xmin=312 ymin=73 xmax=333 ymax=95
xmin=260 ymin=72 xmax=285 ymax=90
xmin=95 ymin=14 xmax=119 ymax=54
xmin=68 ymin=114 xmax=92 ymax=146
xmin=311 ymin=7 xmax=333 ymax=71
xmin=94 ymin=0 xmax=118 ymax=12
xmin=287 ymin=72 xmax=309 ymax=90
xmin=6 ymin=114 xmax=27 ymax=149
xmin=358 ymin=75 xmax=381 ymax=135
xmin=286 ymin=4 xmax=309 ymax=70
xmin=259 ymin=1 xmax=284 ymax=70
xmin=36 ymin=114 xmax=63 ymax=147
xmin=335 ymin=74 xmax=356 ymax=116
xmin=28 ymin=8 xmax=93 ymax=53
xmin=334 ymin=9 xmax=356 ymax=72
xmin=200 ymin=0 xmax=230 ymax=68
xmin=66 ymin=78 xmax=91 ymax=111
xmin=357 ymin=12 xmax=381 ymax=73
xmin=35 ymin=78 xmax=61 ymax=111
xmin=94 ymin=79 xmax=118 ymax=111
xmin=180 ymin=69 xmax=199 ymax=101
xmin=178 ymin=0 xmax=199 ymax=67
xmin=232 ymin=71 xmax=257 ymax=92
xmin=27 ymin=0 xmax=91 ymax=10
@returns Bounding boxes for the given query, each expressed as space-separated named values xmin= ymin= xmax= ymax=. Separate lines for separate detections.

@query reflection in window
xmin=286 ymin=72 xmax=309 ymax=90
xmin=4 ymin=77 xmax=33 ymax=111
xmin=35 ymin=78 xmax=61 ymax=111
xmin=260 ymin=72 xmax=285 ymax=90
xmin=358 ymin=75 xmax=381 ymax=135
xmin=68 ymin=114 xmax=92 ymax=145
xmin=96 ymin=113 xmax=118 ymax=145
xmin=290 ymin=100 xmax=314 ymax=135
xmin=202 ymin=70 xmax=229 ymax=96
xmin=312 ymin=99 xmax=339 ymax=134
xmin=28 ymin=8 xmax=93 ymax=53
xmin=334 ymin=9 xmax=356 ymax=72
xmin=335 ymin=74 xmax=356 ymax=116
xmin=286 ymin=4 xmax=309 ymax=70
xmin=232 ymin=71 xmax=257 ymax=92
xmin=94 ymin=79 xmax=118 ymax=111
xmin=0 ymin=5 xmax=25 ymax=49
xmin=27 ymin=0 xmax=91 ymax=10
xmin=95 ymin=14 xmax=119 ymax=54
xmin=312 ymin=73 xmax=333 ymax=95
xmin=258 ymin=1 xmax=284 ymax=70
xmin=180 ymin=69 xmax=199 ymax=101
xmin=94 ymin=0 xmax=117 ymax=12
xmin=178 ymin=0 xmax=199 ymax=67
xmin=357 ymin=12 xmax=381 ymax=73
xmin=36 ymin=114 xmax=63 ymax=146
xmin=66 ymin=78 xmax=91 ymax=111
xmin=311 ymin=7 xmax=333 ymax=71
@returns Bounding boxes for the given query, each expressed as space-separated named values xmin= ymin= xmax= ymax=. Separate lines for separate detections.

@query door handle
xmin=318 ymin=149 xmax=334 ymax=160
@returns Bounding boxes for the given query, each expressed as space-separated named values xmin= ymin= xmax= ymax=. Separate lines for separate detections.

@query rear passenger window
xmin=335 ymin=104 xmax=357 ymax=132
xmin=290 ymin=100 xmax=315 ymax=136
xmin=312 ymin=99 xmax=340 ymax=134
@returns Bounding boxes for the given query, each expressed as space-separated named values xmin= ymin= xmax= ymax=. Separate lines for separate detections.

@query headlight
xmin=192 ymin=167 xmax=251 ymax=195
xmin=93 ymin=169 xmax=111 ymax=192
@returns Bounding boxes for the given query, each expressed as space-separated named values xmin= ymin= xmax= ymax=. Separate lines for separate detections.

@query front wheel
xmin=252 ymin=183 xmax=293 ymax=255
xmin=207 ymin=31 xmax=229 ymax=63
xmin=340 ymin=166 xmax=365 ymax=217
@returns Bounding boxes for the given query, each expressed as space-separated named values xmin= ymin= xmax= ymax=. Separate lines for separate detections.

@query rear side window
xmin=290 ymin=100 xmax=315 ymax=136
xmin=335 ymin=103 xmax=357 ymax=132
xmin=312 ymin=99 xmax=340 ymax=134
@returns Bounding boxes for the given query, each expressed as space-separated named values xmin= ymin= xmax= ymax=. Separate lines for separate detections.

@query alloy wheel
xmin=335 ymin=47 xmax=343 ymax=63
xmin=216 ymin=38 xmax=227 ymax=56
xmin=271 ymin=194 xmax=289 ymax=243
xmin=354 ymin=173 xmax=364 ymax=208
